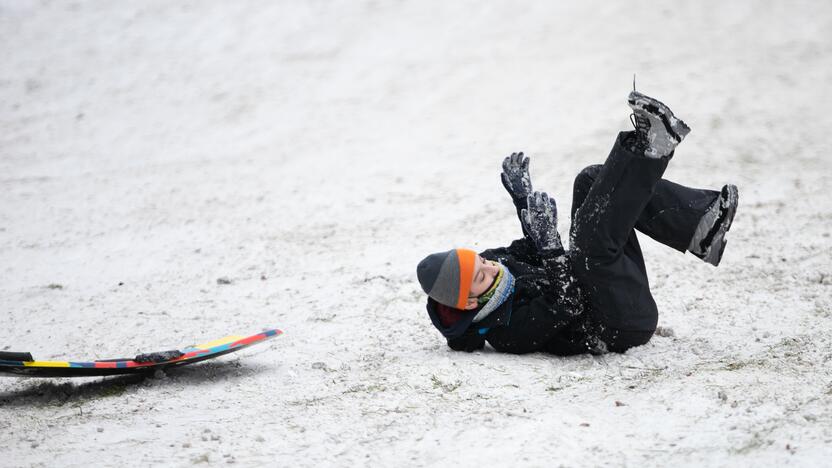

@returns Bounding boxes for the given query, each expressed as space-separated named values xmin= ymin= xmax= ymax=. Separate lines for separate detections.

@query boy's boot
xmin=627 ymin=91 xmax=691 ymax=158
xmin=688 ymin=184 xmax=739 ymax=266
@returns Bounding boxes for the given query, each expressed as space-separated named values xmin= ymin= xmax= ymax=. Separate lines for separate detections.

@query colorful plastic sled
xmin=0 ymin=329 xmax=282 ymax=378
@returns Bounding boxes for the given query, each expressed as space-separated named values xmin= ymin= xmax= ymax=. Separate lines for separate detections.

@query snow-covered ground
xmin=1 ymin=1 xmax=831 ymax=466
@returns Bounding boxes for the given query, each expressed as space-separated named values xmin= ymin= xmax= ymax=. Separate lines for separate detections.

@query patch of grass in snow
xmin=724 ymin=361 xmax=751 ymax=371
xmin=731 ymin=431 xmax=774 ymax=455
xmin=431 ymin=375 xmax=461 ymax=393
xmin=343 ymin=383 xmax=387 ymax=394
xmin=722 ymin=358 xmax=767 ymax=371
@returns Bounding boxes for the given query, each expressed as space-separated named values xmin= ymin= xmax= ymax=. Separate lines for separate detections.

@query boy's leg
xmin=639 ymin=180 xmax=720 ymax=252
xmin=569 ymin=131 xmax=670 ymax=261
xmin=569 ymin=132 xmax=667 ymax=348
xmin=570 ymin=161 xmax=721 ymax=352
xmin=572 ymin=165 xmax=720 ymax=253
xmin=568 ymin=91 xmax=693 ymax=352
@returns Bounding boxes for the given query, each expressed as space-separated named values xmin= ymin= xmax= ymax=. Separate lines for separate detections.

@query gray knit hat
xmin=416 ymin=248 xmax=476 ymax=309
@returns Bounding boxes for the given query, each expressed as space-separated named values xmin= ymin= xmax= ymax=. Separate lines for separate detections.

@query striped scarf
xmin=472 ymin=262 xmax=515 ymax=323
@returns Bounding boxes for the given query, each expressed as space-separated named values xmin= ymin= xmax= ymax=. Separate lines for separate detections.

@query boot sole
xmin=628 ymin=91 xmax=691 ymax=142
xmin=700 ymin=184 xmax=739 ymax=266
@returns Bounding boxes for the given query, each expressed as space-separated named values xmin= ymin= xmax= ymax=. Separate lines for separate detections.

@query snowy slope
xmin=1 ymin=1 xmax=831 ymax=466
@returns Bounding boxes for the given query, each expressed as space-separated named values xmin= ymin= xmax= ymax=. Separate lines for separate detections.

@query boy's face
xmin=464 ymin=255 xmax=501 ymax=310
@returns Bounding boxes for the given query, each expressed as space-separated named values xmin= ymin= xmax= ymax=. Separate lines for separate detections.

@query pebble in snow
xmin=655 ymin=326 xmax=676 ymax=338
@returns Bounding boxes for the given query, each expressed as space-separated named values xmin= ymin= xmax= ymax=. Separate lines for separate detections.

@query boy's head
xmin=416 ymin=248 xmax=501 ymax=310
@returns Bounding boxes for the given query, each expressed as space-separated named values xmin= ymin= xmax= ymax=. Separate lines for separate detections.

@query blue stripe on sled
xmin=70 ymin=362 xmax=96 ymax=368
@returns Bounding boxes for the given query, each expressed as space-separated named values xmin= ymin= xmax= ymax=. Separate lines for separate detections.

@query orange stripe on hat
xmin=455 ymin=248 xmax=477 ymax=309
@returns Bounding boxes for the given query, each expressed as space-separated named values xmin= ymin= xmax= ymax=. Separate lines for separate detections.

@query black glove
xmin=500 ymin=152 xmax=533 ymax=203
xmin=521 ymin=191 xmax=563 ymax=252
xmin=447 ymin=329 xmax=486 ymax=352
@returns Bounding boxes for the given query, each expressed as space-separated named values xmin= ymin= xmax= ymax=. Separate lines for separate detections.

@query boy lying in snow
xmin=417 ymin=91 xmax=738 ymax=355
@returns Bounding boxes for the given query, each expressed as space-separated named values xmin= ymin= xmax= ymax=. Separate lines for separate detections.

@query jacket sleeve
xmin=484 ymin=253 xmax=583 ymax=355
xmin=482 ymin=237 xmax=558 ymax=267
xmin=538 ymin=252 xmax=584 ymax=315
xmin=447 ymin=328 xmax=486 ymax=352
xmin=484 ymin=242 xmax=579 ymax=313
xmin=484 ymin=296 xmax=574 ymax=354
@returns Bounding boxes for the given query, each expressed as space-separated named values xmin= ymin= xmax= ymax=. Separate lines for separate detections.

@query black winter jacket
xmin=425 ymin=237 xmax=599 ymax=356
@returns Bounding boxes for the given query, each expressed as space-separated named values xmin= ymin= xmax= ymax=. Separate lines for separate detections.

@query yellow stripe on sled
xmin=24 ymin=361 xmax=71 ymax=368
xmin=192 ymin=335 xmax=244 ymax=350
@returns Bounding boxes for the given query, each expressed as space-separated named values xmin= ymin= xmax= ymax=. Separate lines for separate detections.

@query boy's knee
xmin=603 ymin=328 xmax=655 ymax=353
xmin=573 ymin=164 xmax=603 ymax=191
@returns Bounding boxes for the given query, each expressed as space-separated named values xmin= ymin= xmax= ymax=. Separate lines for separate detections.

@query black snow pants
xmin=569 ymin=131 xmax=720 ymax=352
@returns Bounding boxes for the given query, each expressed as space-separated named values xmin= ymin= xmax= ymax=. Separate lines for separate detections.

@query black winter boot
xmin=627 ymin=91 xmax=691 ymax=158
xmin=688 ymin=184 xmax=739 ymax=266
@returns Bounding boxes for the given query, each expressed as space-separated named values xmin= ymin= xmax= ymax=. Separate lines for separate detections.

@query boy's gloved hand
xmin=500 ymin=152 xmax=533 ymax=203
xmin=521 ymin=191 xmax=563 ymax=252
